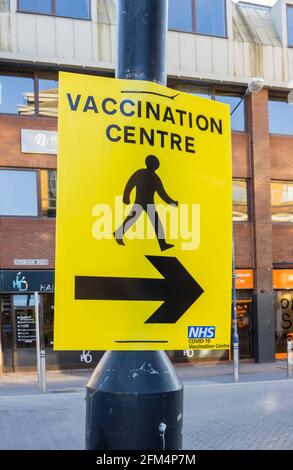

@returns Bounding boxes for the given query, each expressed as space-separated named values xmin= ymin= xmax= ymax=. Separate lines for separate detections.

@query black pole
xmin=85 ymin=0 xmax=183 ymax=450
xmin=116 ymin=0 xmax=168 ymax=84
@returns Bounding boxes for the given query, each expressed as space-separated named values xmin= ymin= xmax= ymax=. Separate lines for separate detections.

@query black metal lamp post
xmin=85 ymin=0 xmax=183 ymax=451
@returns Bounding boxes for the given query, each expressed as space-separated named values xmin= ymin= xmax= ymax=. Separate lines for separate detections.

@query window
xmin=177 ymin=86 xmax=246 ymax=131
xmin=169 ymin=0 xmax=227 ymax=38
xmin=0 ymin=73 xmax=58 ymax=117
xmin=19 ymin=0 xmax=51 ymax=14
xmin=287 ymin=5 xmax=293 ymax=46
xmin=177 ymin=85 xmax=212 ymax=99
xmin=18 ymin=0 xmax=90 ymax=20
xmin=268 ymin=99 xmax=293 ymax=135
xmin=168 ymin=0 xmax=192 ymax=32
xmin=0 ymin=75 xmax=35 ymax=115
xmin=38 ymin=75 xmax=58 ymax=117
xmin=271 ymin=182 xmax=293 ymax=223
xmin=0 ymin=170 xmax=38 ymax=216
xmin=233 ymin=180 xmax=248 ymax=222
xmin=41 ymin=170 xmax=56 ymax=217
xmin=216 ymin=93 xmax=245 ymax=131
xmin=196 ymin=0 xmax=226 ymax=37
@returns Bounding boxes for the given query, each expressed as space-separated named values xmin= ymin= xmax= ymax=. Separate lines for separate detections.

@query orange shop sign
xmin=235 ymin=269 xmax=254 ymax=289
xmin=273 ymin=270 xmax=293 ymax=289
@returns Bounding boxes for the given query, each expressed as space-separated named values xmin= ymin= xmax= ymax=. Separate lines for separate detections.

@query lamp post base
xmin=85 ymin=351 xmax=183 ymax=450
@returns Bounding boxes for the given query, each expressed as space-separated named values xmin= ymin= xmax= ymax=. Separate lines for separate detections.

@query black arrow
xmin=75 ymin=256 xmax=204 ymax=324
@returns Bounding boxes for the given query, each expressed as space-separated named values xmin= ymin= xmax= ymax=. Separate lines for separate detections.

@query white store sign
xmin=21 ymin=129 xmax=58 ymax=155
xmin=14 ymin=259 xmax=49 ymax=266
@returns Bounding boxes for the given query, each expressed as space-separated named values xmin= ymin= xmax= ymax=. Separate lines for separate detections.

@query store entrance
xmin=0 ymin=294 xmax=38 ymax=372
xmin=236 ymin=301 xmax=253 ymax=359
xmin=1 ymin=292 xmax=104 ymax=372
xmin=13 ymin=294 xmax=37 ymax=371
xmin=14 ymin=306 xmax=36 ymax=369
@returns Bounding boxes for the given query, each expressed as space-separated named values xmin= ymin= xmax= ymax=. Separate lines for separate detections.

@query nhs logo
xmin=188 ymin=326 xmax=215 ymax=339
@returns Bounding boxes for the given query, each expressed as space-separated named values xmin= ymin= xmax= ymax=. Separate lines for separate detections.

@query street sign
xmin=54 ymin=72 xmax=232 ymax=351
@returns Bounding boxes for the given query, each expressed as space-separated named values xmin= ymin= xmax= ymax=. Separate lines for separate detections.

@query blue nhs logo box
xmin=188 ymin=326 xmax=215 ymax=339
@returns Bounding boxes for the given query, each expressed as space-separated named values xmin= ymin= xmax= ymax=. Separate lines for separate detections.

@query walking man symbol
xmin=114 ymin=155 xmax=178 ymax=251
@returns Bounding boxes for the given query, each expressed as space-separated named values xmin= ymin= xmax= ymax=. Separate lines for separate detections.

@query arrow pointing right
xmin=144 ymin=256 xmax=204 ymax=324
xmin=75 ymin=256 xmax=204 ymax=324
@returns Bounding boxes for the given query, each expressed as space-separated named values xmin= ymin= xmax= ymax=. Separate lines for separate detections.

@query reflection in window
xmin=18 ymin=0 xmax=51 ymax=14
xmin=275 ymin=291 xmax=293 ymax=354
xmin=39 ymin=78 xmax=58 ymax=117
xmin=168 ymin=0 xmax=192 ymax=32
xmin=233 ymin=180 xmax=248 ymax=221
xmin=0 ymin=170 xmax=38 ymax=216
xmin=271 ymin=182 xmax=293 ymax=223
xmin=18 ymin=0 xmax=90 ymax=19
xmin=287 ymin=6 xmax=293 ymax=47
xmin=268 ymin=100 xmax=293 ymax=135
xmin=13 ymin=295 xmax=39 ymax=307
xmin=41 ymin=170 xmax=56 ymax=217
xmin=168 ymin=0 xmax=226 ymax=37
xmin=178 ymin=86 xmax=211 ymax=99
xmin=196 ymin=0 xmax=226 ymax=37
xmin=56 ymin=0 xmax=90 ymax=20
xmin=216 ymin=93 xmax=245 ymax=131
xmin=0 ymin=75 xmax=35 ymax=115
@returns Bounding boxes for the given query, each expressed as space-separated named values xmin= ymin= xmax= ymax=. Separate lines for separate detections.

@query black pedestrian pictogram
xmin=113 ymin=155 xmax=178 ymax=251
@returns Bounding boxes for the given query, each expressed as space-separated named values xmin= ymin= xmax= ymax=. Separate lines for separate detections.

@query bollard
xmin=85 ymin=351 xmax=183 ymax=450
xmin=287 ymin=338 xmax=293 ymax=378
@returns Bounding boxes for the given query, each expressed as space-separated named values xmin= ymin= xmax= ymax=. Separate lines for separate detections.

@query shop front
xmin=273 ymin=270 xmax=293 ymax=358
xmin=0 ymin=270 xmax=103 ymax=373
xmin=235 ymin=269 xmax=254 ymax=360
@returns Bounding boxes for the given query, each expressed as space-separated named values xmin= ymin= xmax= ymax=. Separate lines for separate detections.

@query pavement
xmin=0 ymin=360 xmax=293 ymax=450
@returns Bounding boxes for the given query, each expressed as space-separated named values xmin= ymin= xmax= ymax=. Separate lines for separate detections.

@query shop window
xmin=268 ymin=99 xmax=293 ymax=135
xmin=169 ymin=0 xmax=227 ymax=38
xmin=233 ymin=180 xmax=248 ymax=222
xmin=275 ymin=291 xmax=293 ymax=354
xmin=38 ymin=75 xmax=58 ymax=117
xmin=0 ymin=169 xmax=38 ymax=216
xmin=18 ymin=0 xmax=91 ymax=20
xmin=216 ymin=93 xmax=245 ymax=131
xmin=271 ymin=181 xmax=293 ymax=223
xmin=287 ymin=5 xmax=293 ymax=47
xmin=0 ymin=74 xmax=35 ymax=115
xmin=41 ymin=169 xmax=57 ymax=218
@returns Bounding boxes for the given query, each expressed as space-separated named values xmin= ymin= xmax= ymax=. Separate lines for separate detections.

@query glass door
xmin=13 ymin=294 xmax=37 ymax=370
xmin=1 ymin=295 xmax=14 ymax=372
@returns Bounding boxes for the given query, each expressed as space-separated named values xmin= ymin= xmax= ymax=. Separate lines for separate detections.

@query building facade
xmin=0 ymin=0 xmax=293 ymax=372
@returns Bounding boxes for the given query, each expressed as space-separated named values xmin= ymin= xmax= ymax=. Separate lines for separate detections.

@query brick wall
xmin=232 ymin=132 xmax=250 ymax=178
xmin=248 ymin=90 xmax=273 ymax=293
xmin=272 ymin=224 xmax=293 ymax=265
xmin=0 ymin=218 xmax=56 ymax=269
xmin=0 ymin=115 xmax=57 ymax=270
xmin=233 ymin=222 xmax=253 ymax=268
xmin=0 ymin=115 xmax=57 ymax=169
xmin=270 ymin=135 xmax=293 ymax=181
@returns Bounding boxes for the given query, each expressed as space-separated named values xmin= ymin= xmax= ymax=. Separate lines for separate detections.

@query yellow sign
xmin=54 ymin=72 xmax=232 ymax=351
